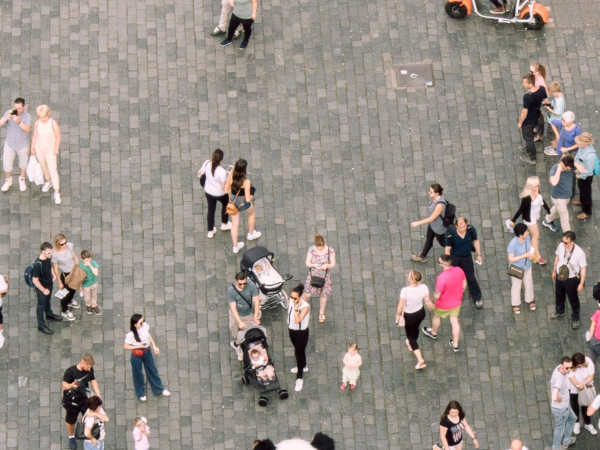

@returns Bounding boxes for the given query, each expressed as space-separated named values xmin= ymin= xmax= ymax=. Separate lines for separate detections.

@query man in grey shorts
xmin=0 ymin=97 xmax=31 ymax=192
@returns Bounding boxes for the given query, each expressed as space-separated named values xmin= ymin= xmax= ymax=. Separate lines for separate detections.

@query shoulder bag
xmin=65 ymin=264 xmax=87 ymax=290
xmin=75 ymin=413 xmax=101 ymax=440
xmin=231 ymin=284 xmax=254 ymax=311
xmin=198 ymin=160 xmax=209 ymax=188
xmin=309 ymin=247 xmax=330 ymax=289
xmin=508 ymin=241 xmax=528 ymax=280
xmin=557 ymin=246 xmax=578 ymax=281
xmin=226 ymin=189 xmax=241 ymax=216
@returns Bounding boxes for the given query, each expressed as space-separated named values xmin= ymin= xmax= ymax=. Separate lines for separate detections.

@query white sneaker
xmin=290 ymin=367 xmax=309 ymax=374
xmin=1 ymin=178 xmax=12 ymax=192
xmin=294 ymin=379 xmax=304 ymax=392
xmin=0 ymin=333 xmax=4 ymax=349
xmin=207 ymin=228 xmax=217 ymax=238
xmin=69 ymin=299 xmax=80 ymax=309
xmin=573 ymin=422 xmax=580 ymax=434
xmin=161 ymin=389 xmax=171 ymax=396
xmin=220 ymin=222 xmax=232 ymax=231
xmin=233 ymin=242 xmax=245 ymax=254
xmin=42 ymin=181 xmax=52 ymax=192
xmin=54 ymin=193 xmax=61 ymax=204
xmin=544 ymin=146 xmax=558 ymax=156
xmin=61 ymin=311 xmax=76 ymax=321
xmin=18 ymin=176 xmax=26 ymax=191
xmin=584 ymin=424 xmax=597 ymax=435
xmin=139 ymin=396 xmax=147 ymax=401
xmin=247 ymin=230 xmax=262 ymax=241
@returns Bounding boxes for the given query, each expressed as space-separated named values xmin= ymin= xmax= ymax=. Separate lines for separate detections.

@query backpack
xmin=24 ymin=259 xmax=42 ymax=288
xmin=441 ymin=201 xmax=457 ymax=227
xmin=593 ymin=153 xmax=600 ymax=177
xmin=62 ymin=387 xmax=88 ymax=412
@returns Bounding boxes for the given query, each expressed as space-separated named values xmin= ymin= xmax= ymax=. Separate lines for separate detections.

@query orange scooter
xmin=445 ymin=0 xmax=549 ymax=30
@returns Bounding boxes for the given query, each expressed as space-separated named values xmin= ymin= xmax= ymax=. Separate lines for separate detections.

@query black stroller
xmin=240 ymin=247 xmax=293 ymax=311
xmin=240 ymin=327 xmax=288 ymax=406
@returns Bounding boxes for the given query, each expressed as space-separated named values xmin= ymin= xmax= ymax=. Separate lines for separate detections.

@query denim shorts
xmin=231 ymin=195 xmax=251 ymax=212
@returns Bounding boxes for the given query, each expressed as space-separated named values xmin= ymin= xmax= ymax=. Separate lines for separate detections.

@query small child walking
xmin=340 ymin=342 xmax=362 ymax=390
xmin=133 ymin=416 xmax=151 ymax=450
xmin=79 ymin=250 xmax=100 ymax=315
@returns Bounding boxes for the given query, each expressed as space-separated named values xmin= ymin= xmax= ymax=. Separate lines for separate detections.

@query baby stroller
xmin=240 ymin=247 xmax=293 ymax=311
xmin=240 ymin=327 xmax=288 ymax=406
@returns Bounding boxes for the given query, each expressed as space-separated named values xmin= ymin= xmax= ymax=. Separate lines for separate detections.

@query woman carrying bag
xmin=303 ymin=233 xmax=336 ymax=323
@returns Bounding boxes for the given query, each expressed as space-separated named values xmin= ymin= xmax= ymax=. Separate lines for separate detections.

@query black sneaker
xmin=519 ymin=155 xmax=536 ymax=165
xmin=46 ymin=313 xmax=63 ymax=321
xmin=92 ymin=306 xmax=101 ymax=316
xmin=220 ymin=39 xmax=233 ymax=47
xmin=38 ymin=326 xmax=53 ymax=335
xmin=86 ymin=306 xmax=93 ymax=315
xmin=549 ymin=313 xmax=565 ymax=320
xmin=474 ymin=300 xmax=483 ymax=309
xmin=449 ymin=340 xmax=459 ymax=352
xmin=572 ymin=321 xmax=580 ymax=330
xmin=239 ymin=41 xmax=248 ymax=50
xmin=422 ymin=327 xmax=437 ymax=339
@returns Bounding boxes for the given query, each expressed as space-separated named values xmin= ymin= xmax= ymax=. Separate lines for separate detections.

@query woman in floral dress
xmin=303 ymin=234 xmax=336 ymax=323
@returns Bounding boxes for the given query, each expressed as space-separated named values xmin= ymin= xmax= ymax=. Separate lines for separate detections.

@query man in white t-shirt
xmin=549 ymin=231 xmax=587 ymax=330
xmin=550 ymin=356 xmax=577 ymax=449
xmin=0 ymin=274 xmax=8 ymax=348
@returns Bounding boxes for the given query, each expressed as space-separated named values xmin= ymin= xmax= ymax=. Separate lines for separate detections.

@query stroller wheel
xmin=241 ymin=375 xmax=250 ymax=385
xmin=278 ymin=389 xmax=289 ymax=400
xmin=279 ymin=291 xmax=289 ymax=309
xmin=258 ymin=395 xmax=269 ymax=407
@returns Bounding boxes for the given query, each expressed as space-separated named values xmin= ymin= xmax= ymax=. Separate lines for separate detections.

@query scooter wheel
xmin=444 ymin=2 xmax=468 ymax=19
xmin=523 ymin=13 xmax=545 ymax=30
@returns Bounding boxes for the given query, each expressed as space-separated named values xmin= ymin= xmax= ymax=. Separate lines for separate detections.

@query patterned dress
xmin=304 ymin=245 xmax=335 ymax=296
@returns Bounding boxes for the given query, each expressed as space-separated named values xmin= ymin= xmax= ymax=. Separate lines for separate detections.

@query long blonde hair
xmin=520 ymin=176 xmax=540 ymax=198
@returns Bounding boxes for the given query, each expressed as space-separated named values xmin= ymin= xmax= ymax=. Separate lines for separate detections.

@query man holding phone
xmin=0 ymin=97 xmax=31 ymax=192
xmin=62 ymin=354 xmax=101 ymax=450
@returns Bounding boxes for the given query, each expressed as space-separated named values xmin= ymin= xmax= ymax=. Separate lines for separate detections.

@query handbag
xmin=75 ymin=416 xmax=101 ymax=440
xmin=132 ymin=348 xmax=146 ymax=357
xmin=309 ymin=247 xmax=330 ymax=289
xmin=26 ymin=155 xmax=44 ymax=185
xmin=507 ymin=264 xmax=525 ymax=280
xmin=65 ymin=265 xmax=87 ymax=290
xmin=579 ymin=385 xmax=597 ymax=407
xmin=226 ymin=189 xmax=241 ymax=216
xmin=198 ymin=160 xmax=209 ymax=188
xmin=557 ymin=247 xmax=577 ymax=282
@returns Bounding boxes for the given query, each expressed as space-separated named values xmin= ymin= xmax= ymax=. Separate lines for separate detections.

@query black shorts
xmin=0 ymin=306 xmax=4 ymax=324
xmin=64 ymin=407 xmax=82 ymax=425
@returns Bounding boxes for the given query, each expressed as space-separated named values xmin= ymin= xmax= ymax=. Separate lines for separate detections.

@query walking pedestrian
xmin=543 ymin=81 xmax=565 ymax=145
xmin=79 ymin=250 xmax=101 ymax=315
xmin=209 ymin=0 xmax=242 ymax=38
xmin=340 ymin=342 xmax=362 ymax=390
xmin=0 ymin=97 xmax=31 ymax=192
xmin=0 ymin=274 xmax=8 ymax=348
xmin=544 ymin=111 xmax=581 ymax=157
xmin=509 ymin=176 xmax=551 ymax=265
xmin=421 ymin=254 xmax=467 ymax=352
xmin=573 ymin=132 xmax=597 ymax=220
xmin=518 ymin=73 xmax=547 ymax=165
xmin=219 ymin=0 xmax=258 ymax=50
xmin=288 ymin=284 xmax=310 ymax=392
xmin=32 ymin=241 xmax=62 ymax=334
xmin=507 ymin=223 xmax=535 ymax=315
xmin=132 ymin=416 xmax=151 ymax=450
xmin=82 ymin=395 xmax=109 ymax=450
xmin=411 ymin=183 xmax=448 ymax=263
xmin=224 ymin=158 xmax=261 ymax=254
xmin=586 ymin=288 xmax=600 ymax=363
xmin=303 ymin=233 xmax=336 ymax=323
xmin=396 ymin=270 xmax=434 ymax=370
xmin=549 ymin=231 xmax=587 ymax=329
xmin=542 ymin=155 xmax=580 ymax=233
xmin=550 ymin=356 xmax=577 ymax=449
xmin=228 ymin=271 xmax=261 ymax=360
xmin=438 ymin=400 xmax=479 ymax=450
xmin=51 ymin=233 xmax=80 ymax=321
xmin=123 ymin=314 xmax=171 ymax=401
xmin=567 ymin=352 xmax=597 ymax=435
xmin=529 ymin=62 xmax=547 ymax=142
xmin=199 ymin=149 xmax=232 ymax=238
xmin=62 ymin=354 xmax=102 ymax=450
xmin=31 ymin=104 xmax=62 ymax=204
xmin=444 ymin=216 xmax=484 ymax=308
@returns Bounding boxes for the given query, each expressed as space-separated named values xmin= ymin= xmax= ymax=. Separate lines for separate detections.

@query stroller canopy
xmin=240 ymin=247 xmax=274 ymax=271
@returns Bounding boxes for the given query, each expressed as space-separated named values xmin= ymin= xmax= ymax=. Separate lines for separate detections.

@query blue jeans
xmin=130 ymin=350 xmax=165 ymax=398
xmin=84 ymin=440 xmax=104 ymax=450
xmin=551 ymin=406 xmax=576 ymax=448
xmin=36 ymin=288 xmax=54 ymax=328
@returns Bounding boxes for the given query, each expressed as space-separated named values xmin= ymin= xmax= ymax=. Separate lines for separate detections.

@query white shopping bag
xmin=54 ymin=288 xmax=68 ymax=299
xmin=26 ymin=155 xmax=44 ymax=185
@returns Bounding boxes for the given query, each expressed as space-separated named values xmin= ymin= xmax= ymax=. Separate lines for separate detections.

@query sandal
xmin=415 ymin=362 xmax=427 ymax=370
xmin=529 ymin=301 xmax=536 ymax=311
xmin=319 ymin=313 xmax=326 ymax=323
xmin=513 ymin=306 xmax=521 ymax=315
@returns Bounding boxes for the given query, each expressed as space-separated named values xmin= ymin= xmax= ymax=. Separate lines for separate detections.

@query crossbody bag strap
xmin=231 ymin=284 xmax=253 ymax=310
xmin=231 ymin=189 xmax=241 ymax=204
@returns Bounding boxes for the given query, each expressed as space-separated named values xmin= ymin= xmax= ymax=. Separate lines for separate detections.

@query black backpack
xmin=62 ymin=387 xmax=88 ymax=412
xmin=441 ymin=201 xmax=457 ymax=227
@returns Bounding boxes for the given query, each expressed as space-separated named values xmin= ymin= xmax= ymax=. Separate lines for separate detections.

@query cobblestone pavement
xmin=0 ymin=0 xmax=600 ymax=449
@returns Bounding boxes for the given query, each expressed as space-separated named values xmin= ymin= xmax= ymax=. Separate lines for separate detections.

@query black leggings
xmin=289 ymin=328 xmax=309 ymax=379
xmin=404 ymin=308 xmax=426 ymax=351
xmin=570 ymin=392 xmax=591 ymax=425
xmin=578 ymin=177 xmax=593 ymax=216
xmin=420 ymin=225 xmax=446 ymax=258
xmin=60 ymin=272 xmax=77 ymax=312
xmin=227 ymin=14 xmax=254 ymax=42
xmin=205 ymin=192 xmax=229 ymax=231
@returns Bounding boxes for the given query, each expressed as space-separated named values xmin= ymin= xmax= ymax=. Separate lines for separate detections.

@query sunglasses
xmin=237 ymin=282 xmax=247 ymax=286
xmin=59 ymin=242 xmax=67 ymax=246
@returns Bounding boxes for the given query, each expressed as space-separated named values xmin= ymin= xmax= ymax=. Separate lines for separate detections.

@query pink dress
xmin=304 ymin=246 xmax=335 ymax=296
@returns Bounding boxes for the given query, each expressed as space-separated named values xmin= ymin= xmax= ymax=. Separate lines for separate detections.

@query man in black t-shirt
xmin=518 ymin=73 xmax=547 ymax=164
xmin=32 ymin=242 xmax=62 ymax=334
xmin=62 ymin=354 xmax=101 ymax=450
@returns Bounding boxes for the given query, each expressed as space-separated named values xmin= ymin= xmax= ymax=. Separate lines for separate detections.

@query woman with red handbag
xmin=396 ymin=270 xmax=434 ymax=370
xmin=124 ymin=314 xmax=170 ymax=402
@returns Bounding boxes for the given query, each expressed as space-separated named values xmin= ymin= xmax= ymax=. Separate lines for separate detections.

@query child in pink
xmin=340 ymin=342 xmax=363 ymax=390
xmin=133 ymin=416 xmax=150 ymax=450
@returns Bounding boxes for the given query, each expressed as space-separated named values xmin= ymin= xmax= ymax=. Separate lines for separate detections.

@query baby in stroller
xmin=253 ymin=258 xmax=283 ymax=286
xmin=248 ymin=344 xmax=275 ymax=381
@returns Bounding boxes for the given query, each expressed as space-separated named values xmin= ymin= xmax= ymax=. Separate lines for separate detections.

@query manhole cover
xmin=386 ymin=63 xmax=434 ymax=89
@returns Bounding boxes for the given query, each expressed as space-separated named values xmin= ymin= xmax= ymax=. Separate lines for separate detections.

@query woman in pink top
xmin=586 ymin=285 xmax=600 ymax=362
xmin=31 ymin=104 xmax=62 ymax=204
xmin=530 ymin=62 xmax=547 ymax=142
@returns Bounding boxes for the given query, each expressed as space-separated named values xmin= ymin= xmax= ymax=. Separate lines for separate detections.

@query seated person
xmin=248 ymin=345 xmax=275 ymax=381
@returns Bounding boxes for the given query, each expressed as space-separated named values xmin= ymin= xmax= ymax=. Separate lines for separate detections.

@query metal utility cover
xmin=386 ymin=63 xmax=434 ymax=89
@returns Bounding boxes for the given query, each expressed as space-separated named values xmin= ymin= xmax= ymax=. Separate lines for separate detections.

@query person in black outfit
xmin=445 ymin=217 xmax=484 ymax=309
xmin=32 ymin=241 xmax=62 ymax=334
xmin=287 ymin=284 xmax=310 ymax=392
xmin=518 ymin=73 xmax=547 ymax=165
